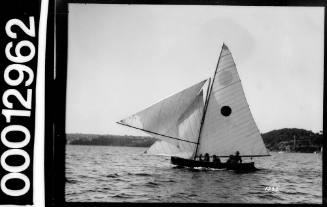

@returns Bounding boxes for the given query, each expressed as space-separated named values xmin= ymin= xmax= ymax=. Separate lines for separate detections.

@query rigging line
xmin=194 ymin=44 xmax=226 ymax=158
xmin=116 ymin=122 xmax=198 ymax=144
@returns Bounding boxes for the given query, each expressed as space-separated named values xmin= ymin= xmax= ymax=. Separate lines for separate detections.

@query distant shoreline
xmin=67 ymin=128 xmax=322 ymax=153
xmin=67 ymin=133 xmax=156 ymax=148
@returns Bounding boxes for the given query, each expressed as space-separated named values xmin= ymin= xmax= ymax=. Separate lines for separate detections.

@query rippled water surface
xmin=65 ymin=145 xmax=322 ymax=203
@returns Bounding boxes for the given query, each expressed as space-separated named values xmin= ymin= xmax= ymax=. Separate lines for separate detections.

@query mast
xmin=193 ymin=43 xmax=225 ymax=159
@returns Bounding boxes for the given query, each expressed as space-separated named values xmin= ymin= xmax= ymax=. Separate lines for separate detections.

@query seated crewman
xmin=234 ymin=151 xmax=242 ymax=163
xmin=212 ymin=155 xmax=221 ymax=164
xmin=204 ymin=153 xmax=210 ymax=162
xmin=226 ymin=155 xmax=236 ymax=164
xmin=198 ymin=154 xmax=203 ymax=161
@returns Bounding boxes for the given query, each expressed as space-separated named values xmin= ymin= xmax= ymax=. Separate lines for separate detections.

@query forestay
xmin=196 ymin=44 xmax=269 ymax=157
xmin=118 ymin=80 xmax=207 ymax=158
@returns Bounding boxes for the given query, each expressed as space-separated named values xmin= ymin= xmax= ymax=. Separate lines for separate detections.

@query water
xmin=65 ymin=145 xmax=322 ymax=203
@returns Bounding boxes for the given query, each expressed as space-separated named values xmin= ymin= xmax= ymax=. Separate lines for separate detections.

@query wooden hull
xmin=171 ymin=156 xmax=227 ymax=169
xmin=170 ymin=156 xmax=257 ymax=171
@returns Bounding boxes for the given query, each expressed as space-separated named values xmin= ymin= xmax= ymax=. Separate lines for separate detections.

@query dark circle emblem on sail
xmin=220 ymin=106 xmax=232 ymax=116
xmin=218 ymin=71 xmax=233 ymax=86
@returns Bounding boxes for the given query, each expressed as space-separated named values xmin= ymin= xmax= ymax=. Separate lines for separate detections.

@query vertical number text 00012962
xmin=1 ymin=17 xmax=36 ymax=197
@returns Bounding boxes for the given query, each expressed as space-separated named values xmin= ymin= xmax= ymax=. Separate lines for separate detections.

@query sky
xmin=66 ymin=4 xmax=324 ymax=136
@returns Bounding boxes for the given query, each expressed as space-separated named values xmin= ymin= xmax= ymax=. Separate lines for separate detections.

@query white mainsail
xmin=196 ymin=44 xmax=269 ymax=157
xmin=118 ymin=80 xmax=208 ymax=158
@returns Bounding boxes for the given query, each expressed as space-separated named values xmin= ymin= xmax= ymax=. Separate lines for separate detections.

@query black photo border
xmin=50 ymin=0 xmax=327 ymax=206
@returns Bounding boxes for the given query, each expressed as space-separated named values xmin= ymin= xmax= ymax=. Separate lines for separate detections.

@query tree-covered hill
xmin=261 ymin=128 xmax=322 ymax=152
xmin=67 ymin=133 xmax=157 ymax=147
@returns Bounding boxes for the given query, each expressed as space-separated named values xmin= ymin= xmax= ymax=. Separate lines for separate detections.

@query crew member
xmin=204 ymin=153 xmax=210 ymax=162
xmin=212 ymin=155 xmax=221 ymax=164
xmin=234 ymin=151 xmax=242 ymax=163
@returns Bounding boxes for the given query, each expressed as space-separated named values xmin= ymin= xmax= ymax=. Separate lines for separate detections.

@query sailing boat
xmin=117 ymin=43 xmax=269 ymax=171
